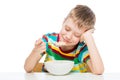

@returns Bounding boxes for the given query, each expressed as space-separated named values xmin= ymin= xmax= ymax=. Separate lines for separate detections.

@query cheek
xmin=59 ymin=29 xmax=66 ymax=41
xmin=60 ymin=28 xmax=66 ymax=35
xmin=72 ymin=37 xmax=80 ymax=44
xmin=59 ymin=29 xmax=68 ymax=39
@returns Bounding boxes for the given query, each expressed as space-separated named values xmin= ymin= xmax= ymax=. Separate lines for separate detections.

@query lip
xmin=62 ymin=37 xmax=71 ymax=43
xmin=60 ymin=34 xmax=72 ymax=43
xmin=64 ymin=40 xmax=70 ymax=43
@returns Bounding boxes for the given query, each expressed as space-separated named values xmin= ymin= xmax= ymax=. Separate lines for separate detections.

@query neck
xmin=60 ymin=46 xmax=75 ymax=52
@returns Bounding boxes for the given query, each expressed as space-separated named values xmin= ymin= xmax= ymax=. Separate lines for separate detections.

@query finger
xmin=35 ymin=42 xmax=46 ymax=50
xmin=35 ymin=38 xmax=43 ymax=46
xmin=40 ymin=46 xmax=46 ymax=51
xmin=39 ymin=42 xmax=46 ymax=48
xmin=39 ymin=41 xmax=46 ymax=47
xmin=91 ymin=29 xmax=95 ymax=33
xmin=40 ymin=49 xmax=46 ymax=54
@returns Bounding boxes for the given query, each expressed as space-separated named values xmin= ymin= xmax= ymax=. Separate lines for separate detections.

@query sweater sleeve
xmin=78 ymin=45 xmax=90 ymax=63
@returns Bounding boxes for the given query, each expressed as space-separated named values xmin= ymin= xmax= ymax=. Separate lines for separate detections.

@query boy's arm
xmin=24 ymin=38 xmax=46 ymax=73
xmin=81 ymin=29 xmax=104 ymax=74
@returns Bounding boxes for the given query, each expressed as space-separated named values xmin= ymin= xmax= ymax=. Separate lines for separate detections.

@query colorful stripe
xmin=42 ymin=33 xmax=90 ymax=72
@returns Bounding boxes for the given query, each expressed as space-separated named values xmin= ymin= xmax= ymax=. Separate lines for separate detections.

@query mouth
xmin=59 ymin=35 xmax=73 ymax=44
xmin=62 ymin=38 xmax=72 ymax=44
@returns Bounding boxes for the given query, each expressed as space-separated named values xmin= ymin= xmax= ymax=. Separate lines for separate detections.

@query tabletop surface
xmin=0 ymin=72 xmax=120 ymax=80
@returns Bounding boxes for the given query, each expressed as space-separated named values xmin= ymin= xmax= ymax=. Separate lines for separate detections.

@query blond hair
xmin=66 ymin=5 xmax=96 ymax=30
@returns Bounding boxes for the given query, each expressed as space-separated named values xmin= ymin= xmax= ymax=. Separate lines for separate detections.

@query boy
xmin=24 ymin=4 xmax=104 ymax=74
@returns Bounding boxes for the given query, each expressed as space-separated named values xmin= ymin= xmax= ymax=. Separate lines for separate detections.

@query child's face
xmin=59 ymin=18 xmax=86 ymax=45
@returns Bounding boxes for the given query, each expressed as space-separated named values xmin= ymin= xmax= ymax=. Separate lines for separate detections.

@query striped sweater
xmin=41 ymin=33 xmax=90 ymax=72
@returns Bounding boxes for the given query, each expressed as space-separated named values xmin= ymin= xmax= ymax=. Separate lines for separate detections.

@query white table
xmin=0 ymin=72 xmax=120 ymax=80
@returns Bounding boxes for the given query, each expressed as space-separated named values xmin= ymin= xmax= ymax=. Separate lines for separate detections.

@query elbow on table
xmin=92 ymin=68 xmax=104 ymax=75
xmin=24 ymin=65 xmax=33 ymax=73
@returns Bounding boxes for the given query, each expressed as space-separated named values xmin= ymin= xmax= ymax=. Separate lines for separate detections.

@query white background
xmin=0 ymin=0 xmax=120 ymax=73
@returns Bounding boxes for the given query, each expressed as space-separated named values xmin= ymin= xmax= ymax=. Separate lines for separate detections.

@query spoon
xmin=48 ymin=39 xmax=74 ymax=47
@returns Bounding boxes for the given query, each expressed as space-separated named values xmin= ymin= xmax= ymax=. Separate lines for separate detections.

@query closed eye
xmin=74 ymin=34 xmax=81 ymax=37
xmin=65 ymin=26 xmax=71 ymax=31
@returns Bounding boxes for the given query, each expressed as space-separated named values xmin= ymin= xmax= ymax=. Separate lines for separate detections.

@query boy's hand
xmin=34 ymin=38 xmax=46 ymax=55
xmin=80 ymin=29 xmax=95 ymax=42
